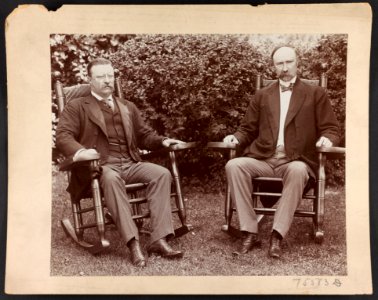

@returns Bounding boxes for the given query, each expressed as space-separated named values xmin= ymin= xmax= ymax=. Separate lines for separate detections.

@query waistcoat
xmin=100 ymin=100 xmax=133 ymax=163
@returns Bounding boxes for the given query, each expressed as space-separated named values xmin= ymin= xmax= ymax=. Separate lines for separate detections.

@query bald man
xmin=223 ymin=46 xmax=339 ymax=258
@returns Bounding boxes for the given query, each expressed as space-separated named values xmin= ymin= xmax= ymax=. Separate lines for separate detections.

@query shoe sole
xmin=232 ymin=240 xmax=262 ymax=256
xmin=268 ymin=251 xmax=281 ymax=258
xmin=147 ymin=251 xmax=184 ymax=259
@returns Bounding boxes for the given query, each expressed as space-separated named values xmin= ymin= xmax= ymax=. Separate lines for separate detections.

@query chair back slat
xmin=54 ymin=78 xmax=66 ymax=117
xmin=255 ymin=65 xmax=328 ymax=90
xmin=114 ymin=69 xmax=123 ymax=99
xmin=53 ymin=72 xmax=124 ymax=116
xmin=63 ymin=84 xmax=91 ymax=103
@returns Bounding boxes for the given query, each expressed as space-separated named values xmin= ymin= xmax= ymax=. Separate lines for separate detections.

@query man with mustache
xmin=57 ymin=58 xmax=184 ymax=267
xmin=223 ymin=46 xmax=340 ymax=258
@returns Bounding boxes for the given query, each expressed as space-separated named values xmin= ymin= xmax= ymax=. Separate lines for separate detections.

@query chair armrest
xmin=167 ymin=141 xmax=199 ymax=152
xmin=140 ymin=141 xmax=199 ymax=159
xmin=59 ymin=152 xmax=101 ymax=171
xmin=206 ymin=142 xmax=237 ymax=150
xmin=206 ymin=142 xmax=239 ymax=160
xmin=316 ymin=146 xmax=346 ymax=160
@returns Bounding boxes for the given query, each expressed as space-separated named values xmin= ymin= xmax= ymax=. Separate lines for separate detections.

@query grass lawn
xmin=51 ymin=167 xmax=346 ymax=276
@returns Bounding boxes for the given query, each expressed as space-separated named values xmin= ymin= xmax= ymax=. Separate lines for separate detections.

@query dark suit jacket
xmin=234 ymin=78 xmax=340 ymax=173
xmin=56 ymin=95 xmax=166 ymax=201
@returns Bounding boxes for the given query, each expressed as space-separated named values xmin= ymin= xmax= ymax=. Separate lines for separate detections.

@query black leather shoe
xmin=147 ymin=238 xmax=183 ymax=259
xmin=232 ymin=232 xmax=261 ymax=256
xmin=268 ymin=232 xmax=282 ymax=258
xmin=128 ymin=239 xmax=146 ymax=267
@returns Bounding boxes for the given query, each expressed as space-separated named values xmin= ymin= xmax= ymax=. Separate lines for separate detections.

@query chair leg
xmin=61 ymin=194 xmax=109 ymax=254
xmin=169 ymin=151 xmax=193 ymax=237
xmin=130 ymin=190 xmax=144 ymax=229
xmin=90 ymin=177 xmax=111 ymax=253
xmin=314 ymin=154 xmax=326 ymax=244
xmin=72 ymin=202 xmax=84 ymax=241
xmin=221 ymin=183 xmax=233 ymax=232
xmin=313 ymin=189 xmax=325 ymax=243
xmin=221 ymin=183 xmax=244 ymax=238
xmin=253 ymin=184 xmax=265 ymax=223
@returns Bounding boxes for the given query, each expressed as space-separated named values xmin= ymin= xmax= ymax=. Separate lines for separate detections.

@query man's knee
xmin=225 ymin=158 xmax=243 ymax=175
xmin=100 ymin=167 xmax=123 ymax=186
xmin=285 ymin=161 xmax=309 ymax=180
xmin=159 ymin=166 xmax=172 ymax=181
xmin=150 ymin=164 xmax=172 ymax=183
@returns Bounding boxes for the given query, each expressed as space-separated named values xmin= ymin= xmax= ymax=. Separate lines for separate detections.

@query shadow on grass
xmin=51 ymin=167 xmax=346 ymax=276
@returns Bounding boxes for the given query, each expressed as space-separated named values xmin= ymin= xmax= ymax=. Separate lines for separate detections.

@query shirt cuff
xmin=73 ymin=148 xmax=86 ymax=162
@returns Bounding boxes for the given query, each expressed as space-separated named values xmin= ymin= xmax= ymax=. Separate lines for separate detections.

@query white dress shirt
xmin=91 ymin=91 xmax=114 ymax=111
xmin=276 ymin=77 xmax=296 ymax=148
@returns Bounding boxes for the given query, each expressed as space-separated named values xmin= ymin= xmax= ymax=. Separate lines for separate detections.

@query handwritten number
xmin=293 ymin=278 xmax=341 ymax=288
xmin=333 ymin=279 xmax=342 ymax=287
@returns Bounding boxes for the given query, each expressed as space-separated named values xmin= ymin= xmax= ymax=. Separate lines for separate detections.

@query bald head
xmin=271 ymin=46 xmax=298 ymax=82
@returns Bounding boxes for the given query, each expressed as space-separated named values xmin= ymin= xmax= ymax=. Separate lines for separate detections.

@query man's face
xmin=88 ymin=64 xmax=115 ymax=98
xmin=273 ymin=47 xmax=298 ymax=82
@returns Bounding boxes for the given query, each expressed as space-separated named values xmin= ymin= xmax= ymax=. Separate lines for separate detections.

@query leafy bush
xmin=108 ymin=35 xmax=263 ymax=189
xmin=303 ymin=35 xmax=347 ymax=186
xmin=51 ymin=34 xmax=346 ymax=189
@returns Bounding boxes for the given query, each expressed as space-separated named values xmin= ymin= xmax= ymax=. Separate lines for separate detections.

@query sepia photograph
xmin=5 ymin=4 xmax=371 ymax=294
xmin=50 ymin=33 xmax=347 ymax=276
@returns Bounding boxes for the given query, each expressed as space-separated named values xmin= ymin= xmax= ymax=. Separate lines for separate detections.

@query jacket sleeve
xmin=56 ymin=99 xmax=85 ymax=157
xmin=234 ymin=95 xmax=260 ymax=148
xmin=315 ymin=88 xmax=340 ymax=146
xmin=129 ymin=103 xmax=166 ymax=151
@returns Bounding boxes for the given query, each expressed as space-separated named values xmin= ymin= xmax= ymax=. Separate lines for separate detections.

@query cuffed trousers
xmin=225 ymin=155 xmax=313 ymax=238
xmin=100 ymin=157 xmax=174 ymax=245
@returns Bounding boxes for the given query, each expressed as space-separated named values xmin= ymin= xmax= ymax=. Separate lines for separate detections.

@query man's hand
xmin=316 ymin=136 xmax=333 ymax=148
xmin=223 ymin=135 xmax=239 ymax=144
xmin=73 ymin=148 xmax=99 ymax=162
xmin=162 ymin=138 xmax=185 ymax=147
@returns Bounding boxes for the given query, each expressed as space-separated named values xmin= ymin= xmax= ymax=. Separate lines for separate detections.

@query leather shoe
xmin=232 ymin=232 xmax=261 ymax=256
xmin=147 ymin=238 xmax=183 ymax=259
xmin=128 ymin=239 xmax=146 ymax=267
xmin=268 ymin=232 xmax=282 ymax=258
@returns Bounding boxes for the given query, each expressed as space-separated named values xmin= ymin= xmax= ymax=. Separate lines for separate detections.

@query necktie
xmin=280 ymin=83 xmax=294 ymax=92
xmin=103 ymin=98 xmax=114 ymax=112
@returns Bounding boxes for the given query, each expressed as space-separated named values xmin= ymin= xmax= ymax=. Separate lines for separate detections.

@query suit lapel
xmin=284 ymin=78 xmax=307 ymax=127
xmin=265 ymin=81 xmax=280 ymax=140
xmin=83 ymin=95 xmax=108 ymax=138
xmin=116 ymin=98 xmax=134 ymax=147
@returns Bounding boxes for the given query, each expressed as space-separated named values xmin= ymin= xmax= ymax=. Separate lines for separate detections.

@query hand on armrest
xmin=162 ymin=138 xmax=186 ymax=147
xmin=60 ymin=149 xmax=100 ymax=171
xmin=223 ymin=135 xmax=239 ymax=145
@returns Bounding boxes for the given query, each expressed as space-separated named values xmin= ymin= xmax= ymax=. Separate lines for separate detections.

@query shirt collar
xmin=91 ymin=91 xmax=114 ymax=101
xmin=279 ymin=76 xmax=297 ymax=87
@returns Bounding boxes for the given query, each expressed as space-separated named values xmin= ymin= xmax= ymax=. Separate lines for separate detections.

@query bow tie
xmin=280 ymin=83 xmax=294 ymax=92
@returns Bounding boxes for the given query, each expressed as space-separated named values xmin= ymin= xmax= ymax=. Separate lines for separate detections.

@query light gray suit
xmin=225 ymin=78 xmax=339 ymax=237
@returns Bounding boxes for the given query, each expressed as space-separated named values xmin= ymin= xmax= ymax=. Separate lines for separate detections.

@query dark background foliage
xmin=51 ymin=33 xmax=346 ymax=189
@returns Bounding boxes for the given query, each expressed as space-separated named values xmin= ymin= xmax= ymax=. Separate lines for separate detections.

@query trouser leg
xmin=225 ymin=157 xmax=274 ymax=234
xmin=100 ymin=165 xmax=139 ymax=244
xmin=122 ymin=162 xmax=174 ymax=244
xmin=272 ymin=161 xmax=310 ymax=238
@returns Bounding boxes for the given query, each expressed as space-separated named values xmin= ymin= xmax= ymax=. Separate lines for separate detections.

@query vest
xmin=100 ymin=100 xmax=134 ymax=163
